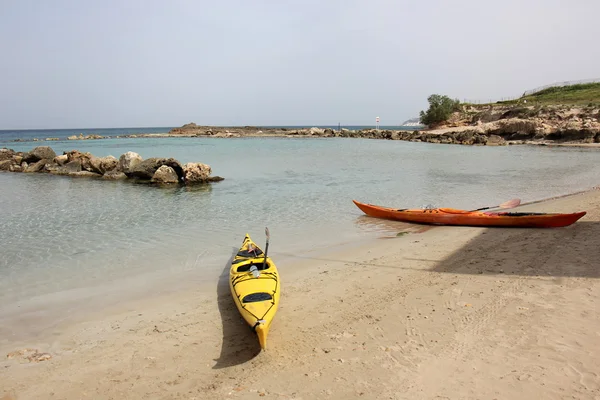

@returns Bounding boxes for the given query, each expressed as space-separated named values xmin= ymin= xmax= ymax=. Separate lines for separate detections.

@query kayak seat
xmin=242 ymin=292 xmax=273 ymax=303
xmin=236 ymin=262 xmax=271 ymax=273
xmin=237 ymin=248 xmax=264 ymax=258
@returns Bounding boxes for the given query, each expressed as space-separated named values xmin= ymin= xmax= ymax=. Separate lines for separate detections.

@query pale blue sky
xmin=1 ymin=0 xmax=598 ymax=129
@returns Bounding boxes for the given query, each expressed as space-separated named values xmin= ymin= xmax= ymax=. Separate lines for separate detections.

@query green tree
xmin=419 ymin=94 xmax=461 ymax=126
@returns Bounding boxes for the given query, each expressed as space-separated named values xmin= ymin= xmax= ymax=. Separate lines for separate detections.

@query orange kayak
xmin=353 ymin=200 xmax=586 ymax=228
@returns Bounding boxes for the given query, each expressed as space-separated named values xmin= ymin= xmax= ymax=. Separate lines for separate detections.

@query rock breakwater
xmin=0 ymin=146 xmax=224 ymax=185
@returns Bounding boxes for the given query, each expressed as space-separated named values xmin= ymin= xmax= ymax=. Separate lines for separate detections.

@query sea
xmin=2 ymin=127 xmax=600 ymax=343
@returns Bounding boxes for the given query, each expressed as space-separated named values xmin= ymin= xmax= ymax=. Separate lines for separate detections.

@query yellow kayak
xmin=229 ymin=229 xmax=280 ymax=350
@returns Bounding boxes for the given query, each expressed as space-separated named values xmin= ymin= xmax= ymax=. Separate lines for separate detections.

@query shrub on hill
xmin=419 ymin=94 xmax=461 ymax=126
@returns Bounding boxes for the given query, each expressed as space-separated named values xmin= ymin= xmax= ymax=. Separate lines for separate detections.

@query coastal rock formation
xmin=422 ymin=104 xmax=600 ymax=145
xmin=0 ymin=146 xmax=223 ymax=187
xmin=67 ymin=133 xmax=105 ymax=140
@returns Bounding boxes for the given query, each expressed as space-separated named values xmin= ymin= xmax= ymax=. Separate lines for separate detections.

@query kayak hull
xmin=229 ymin=234 xmax=280 ymax=350
xmin=353 ymin=200 xmax=586 ymax=228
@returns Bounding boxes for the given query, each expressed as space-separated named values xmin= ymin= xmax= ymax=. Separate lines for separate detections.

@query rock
xmin=0 ymin=148 xmax=15 ymax=161
xmin=13 ymin=155 xmax=23 ymax=165
xmin=65 ymin=150 xmax=93 ymax=171
xmin=486 ymin=134 xmax=506 ymax=146
xmin=183 ymin=162 xmax=212 ymax=184
xmin=89 ymin=155 xmax=118 ymax=175
xmin=489 ymin=118 xmax=542 ymax=140
xmin=151 ymin=165 xmax=179 ymax=183
xmin=0 ymin=159 xmax=14 ymax=171
xmin=22 ymin=146 xmax=56 ymax=163
xmin=118 ymin=151 xmax=143 ymax=173
xmin=102 ymin=170 xmax=127 ymax=180
xmin=309 ymin=127 xmax=325 ymax=136
xmin=127 ymin=158 xmax=183 ymax=181
xmin=54 ymin=154 xmax=68 ymax=166
xmin=9 ymin=164 xmax=23 ymax=172
xmin=68 ymin=171 xmax=102 ymax=178
xmin=24 ymin=159 xmax=50 ymax=173
xmin=52 ymin=160 xmax=82 ymax=175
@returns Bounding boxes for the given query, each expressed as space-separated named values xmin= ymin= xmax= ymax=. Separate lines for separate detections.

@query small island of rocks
xmin=0 ymin=146 xmax=224 ymax=186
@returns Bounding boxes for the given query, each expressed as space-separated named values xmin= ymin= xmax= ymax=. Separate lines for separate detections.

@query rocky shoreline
xmin=6 ymin=104 xmax=600 ymax=147
xmin=0 ymin=146 xmax=224 ymax=186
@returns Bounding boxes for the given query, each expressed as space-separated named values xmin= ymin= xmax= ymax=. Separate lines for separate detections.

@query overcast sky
xmin=1 ymin=0 xmax=598 ymax=129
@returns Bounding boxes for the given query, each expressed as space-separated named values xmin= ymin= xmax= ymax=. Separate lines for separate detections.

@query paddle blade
xmin=265 ymin=227 xmax=270 ymax=240
xmin=498 ymin=198 xmax=521 ymax=209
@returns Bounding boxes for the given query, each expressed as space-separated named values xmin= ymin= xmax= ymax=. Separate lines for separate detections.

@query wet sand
xmin=2 ymin=189 xmax=600 ymax=400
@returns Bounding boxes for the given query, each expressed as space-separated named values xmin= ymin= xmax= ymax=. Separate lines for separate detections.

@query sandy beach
xmin=2 ymin=189 xmax=600 ymax=400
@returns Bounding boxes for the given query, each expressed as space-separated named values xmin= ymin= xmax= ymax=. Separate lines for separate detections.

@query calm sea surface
xmin=1 ymin=134 xmax=600 ymax=341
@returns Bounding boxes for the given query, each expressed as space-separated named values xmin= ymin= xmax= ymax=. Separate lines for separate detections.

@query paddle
xmin=470 ymin=198 xmax=521 ymax=212
xmin=263 ymin=227 xmax=270 ymax=270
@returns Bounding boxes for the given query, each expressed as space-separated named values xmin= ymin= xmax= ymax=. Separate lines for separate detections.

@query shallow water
xmin=2 ymin=136 xmax=600 ymax=340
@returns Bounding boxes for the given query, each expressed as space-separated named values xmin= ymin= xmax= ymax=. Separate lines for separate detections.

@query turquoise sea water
xmin=0 ymin=125 xmax=414 ymax=142
xmin=2 ymin=135 xmax=600 ymax=342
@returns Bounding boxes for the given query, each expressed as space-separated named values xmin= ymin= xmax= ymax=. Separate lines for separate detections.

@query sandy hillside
xmin=2 ymin=190 xmax=600 ymax=400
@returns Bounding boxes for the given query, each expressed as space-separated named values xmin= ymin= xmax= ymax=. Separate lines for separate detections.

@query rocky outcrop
xmin=0 ymin=146 xmax=222 ymax=186
xmin=67 ymin=133 xmax=106 ymax=140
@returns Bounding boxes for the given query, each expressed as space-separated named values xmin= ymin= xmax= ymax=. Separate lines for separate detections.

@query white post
xmin=376 ymin=116 xmax=380 ymax=130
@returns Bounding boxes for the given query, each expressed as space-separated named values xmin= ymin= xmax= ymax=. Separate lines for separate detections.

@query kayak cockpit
xmin=242 ymin=292 xmax=273 ymax=303
xmin=235 ymin=261 xmax=272 ymax=273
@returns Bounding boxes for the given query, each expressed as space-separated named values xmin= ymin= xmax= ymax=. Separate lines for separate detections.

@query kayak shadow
xmin=431 ymin=220 xmax=600 ymax=278
xmin=212 ymin=247 xmax=261 ymax=369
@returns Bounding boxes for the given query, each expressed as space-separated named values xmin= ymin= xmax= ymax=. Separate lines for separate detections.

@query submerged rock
xmin=69 ymin=171 xmax=102 ymax=178
xmin=103 ymin=170 xmax=127 ymax=180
